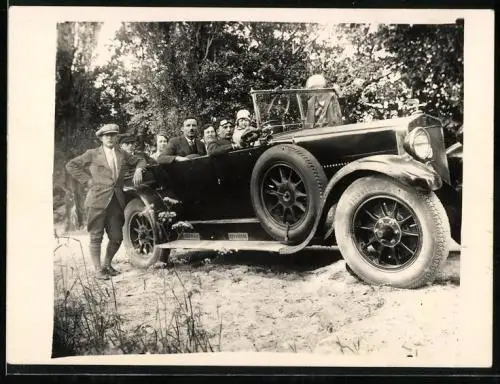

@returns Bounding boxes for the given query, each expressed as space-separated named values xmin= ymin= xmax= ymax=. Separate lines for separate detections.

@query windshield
xmin=253 ymin=92 xmax=304 ymax=132
xmin=251 ymin=88 xmax=343 ymax=132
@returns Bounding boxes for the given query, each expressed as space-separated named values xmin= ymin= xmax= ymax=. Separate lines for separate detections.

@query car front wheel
xmin=123 ymin=198 xmax=170 ymax=268
xmin=334 ymin=175 xmax=450 ymax=289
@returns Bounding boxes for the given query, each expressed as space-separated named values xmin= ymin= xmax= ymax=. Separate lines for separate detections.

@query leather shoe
xmin=95 ymin=270 xmax=110 ymax=280
xmin=103 ymin=266 xmax=120 ymax=276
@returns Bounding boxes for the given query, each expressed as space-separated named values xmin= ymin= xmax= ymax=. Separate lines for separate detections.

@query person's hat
xmin=119 ymin=134 xmax=136 ymax=144
xmin=236 ymin=109 xmax=251 ymax=122
xmin=96 ymin=123 xmax=120 ymax=137
xmin=305 ymin=74 xmax=327 ymax=89
xmin=219 ymin=118 xmax=233 ymax=127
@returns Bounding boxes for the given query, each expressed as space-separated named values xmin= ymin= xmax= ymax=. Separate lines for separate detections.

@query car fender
xmin=279 ymin=154 xmax=443 ymax=255
xmin=123 ymin=186 xmax=171 ymax=243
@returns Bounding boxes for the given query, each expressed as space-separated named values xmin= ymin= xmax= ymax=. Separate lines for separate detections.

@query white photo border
xmin=7 ymin=7 xmax=494 ymax=368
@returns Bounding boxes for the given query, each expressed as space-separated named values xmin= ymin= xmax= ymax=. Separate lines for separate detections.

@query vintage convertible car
xmin=122 ymin=87 xmax=462 ymax=289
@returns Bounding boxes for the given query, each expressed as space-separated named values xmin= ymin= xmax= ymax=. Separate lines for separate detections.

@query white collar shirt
xmin=103 ymin=146 xmax=118 ymax=179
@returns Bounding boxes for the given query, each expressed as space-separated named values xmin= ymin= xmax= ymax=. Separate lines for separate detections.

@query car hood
xmin=271 ymin=113 xmax=441 ymax=142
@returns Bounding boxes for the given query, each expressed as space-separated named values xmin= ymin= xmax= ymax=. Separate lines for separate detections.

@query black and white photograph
xmin=7 ymin=7 xmax=493 ymax=369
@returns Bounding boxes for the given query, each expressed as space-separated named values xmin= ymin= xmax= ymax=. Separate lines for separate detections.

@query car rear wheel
xmin=123 ymin=198 xmax=170 ymax=268
xmin=334 ymin=175 xmax=450 ymax=289
xmin=250 ymin=144 xmax=327 ymax=244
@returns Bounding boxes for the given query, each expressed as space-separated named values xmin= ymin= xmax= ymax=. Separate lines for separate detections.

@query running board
xmin=155 ymin=240 xmax=287 ymax=252
xmin=154 ymin=239 xmax=457 ymax=255
xmin=154 ymin=240 xmax=340 ymax=253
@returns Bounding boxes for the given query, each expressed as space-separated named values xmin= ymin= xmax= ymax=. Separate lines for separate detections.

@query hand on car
xmin=133 ymin=168 xmax=143 ymax=186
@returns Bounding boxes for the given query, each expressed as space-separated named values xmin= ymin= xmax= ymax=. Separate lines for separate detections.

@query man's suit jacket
xmin=165 ymin=136 xmax=206 ymax=157
xmin=207 ymin=138 xmax=233 ymax=156
xmin=66 ymin=146 xmax=146 ymax=210
xmin=305 ymin=92 xmax=343 ymax=129
xmin=154 ymin=153 xmax=178 ymax=164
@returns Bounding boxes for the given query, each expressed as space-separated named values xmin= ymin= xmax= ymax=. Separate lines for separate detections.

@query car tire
xmin=123 ymin=198 xmax=170 ymax=269
xmin=334 ymin=175 xmax=450 ymax=289
xmin=250 ymin=144 xmax=327 ymax=244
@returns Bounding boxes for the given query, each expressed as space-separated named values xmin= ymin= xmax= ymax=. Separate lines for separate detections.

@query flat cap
xmin=96 ymin=123 xmax=120 ymax=137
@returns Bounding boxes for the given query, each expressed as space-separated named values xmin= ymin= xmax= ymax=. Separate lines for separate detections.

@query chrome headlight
xmin=404 ymin=128 xmax=433 ymax=161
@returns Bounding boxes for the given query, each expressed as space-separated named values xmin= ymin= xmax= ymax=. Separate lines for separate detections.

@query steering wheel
xmin=261 ymin=119 xmax=284 ymax=135
xmin=239 ymin=127 xmax=262 ymax=148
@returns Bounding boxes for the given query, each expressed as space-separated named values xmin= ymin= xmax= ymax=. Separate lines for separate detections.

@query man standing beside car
xmin=207 ymin=118 xmax=240 ymax=155
xmin=165 ymin=117 xmax=206 ymax=158
xmin=65 ymin=123 xmax=145 ymax=280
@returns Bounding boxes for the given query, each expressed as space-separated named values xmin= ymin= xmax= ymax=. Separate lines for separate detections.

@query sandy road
xmin=53 ymin=231 xmax=460 ymax=360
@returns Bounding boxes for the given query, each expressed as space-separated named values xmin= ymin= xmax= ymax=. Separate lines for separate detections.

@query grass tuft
xmin=52 ymin=236 xmax=222 ymax=356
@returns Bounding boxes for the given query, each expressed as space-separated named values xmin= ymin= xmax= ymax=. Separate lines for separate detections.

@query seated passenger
xmin=304 ymin=74 xmax=342 ymax=129
xmin=119 ymin=134 xmax=136 ymax=155
xmin=232 ymin=109 xmax=255 ymax=148
xmin=151 ymin=131 xmax=188 ymax=164
xmin=201 ymin=123 xmax=217 ymax=149
xmin=166 ymin=117 xmax=207 ymax=157
xmin=150 ymin=132 xmax=169 ymax=161
xmin=207 ymin=118 xmax=240 ymax=155
xmin=119 ymin=134 xmax=139 ymax=178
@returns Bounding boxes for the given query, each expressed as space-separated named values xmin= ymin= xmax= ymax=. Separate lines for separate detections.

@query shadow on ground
xmin=171 ymin=248 xmax=344 ymax=273
xmin=433 ymin=251 xmax=461 ymax=286
xmin=168 ymin=249 xmax=461 ymax=285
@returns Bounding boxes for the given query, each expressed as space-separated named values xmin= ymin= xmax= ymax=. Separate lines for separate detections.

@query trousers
xmin=87 ymin=194 xmax=125 ymax=246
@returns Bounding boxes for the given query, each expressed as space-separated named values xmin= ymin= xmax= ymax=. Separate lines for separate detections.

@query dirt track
xmin=53 ymin=231 xmax=460 ymax=358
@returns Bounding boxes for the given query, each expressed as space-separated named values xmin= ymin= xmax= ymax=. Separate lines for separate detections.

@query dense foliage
xmin=53 ymin=20 xmax=464 ymax=229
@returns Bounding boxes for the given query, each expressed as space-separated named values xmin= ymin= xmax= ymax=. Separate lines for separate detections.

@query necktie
xmin=189 ymin=140 xmax=197 ymax=154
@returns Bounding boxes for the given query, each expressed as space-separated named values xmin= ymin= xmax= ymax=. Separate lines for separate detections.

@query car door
xmin=210 ymin=145 xmax=268 ymax=219
xmin=153 ymin=155 xmax=219 ymax=220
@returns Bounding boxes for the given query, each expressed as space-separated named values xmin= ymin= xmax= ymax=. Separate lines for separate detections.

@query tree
xmin=54 ymin=22 xmax=109 ymax=230
xmin=380 ymin=21 xmax=464 ymax=145
xmin=110 ymin=22 xmax=315 ymax=140
xmin=312 ymin=21 xmax=463 ymax=143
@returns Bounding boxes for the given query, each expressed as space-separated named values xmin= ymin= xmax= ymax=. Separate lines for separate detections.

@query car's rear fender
xmin=279 ymin=154 xmax=443 ymax=255
xmin=123 ymin=187 xmax=171 ymax=243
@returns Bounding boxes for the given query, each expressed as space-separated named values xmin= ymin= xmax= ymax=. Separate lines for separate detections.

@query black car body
xmin=123 ymin=87 xmax=462 ymax=289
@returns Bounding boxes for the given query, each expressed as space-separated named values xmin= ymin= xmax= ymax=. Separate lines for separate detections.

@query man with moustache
xmin=165 ymin=117 xmax=206 ymax=158
xmin=66 ymin=124 xmax=145 ymax=280
xmin=206 ymin=118 xmax=240 ymax=155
